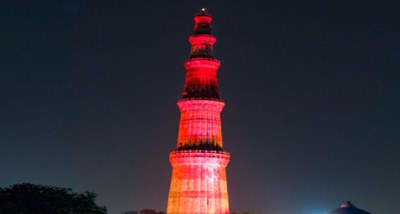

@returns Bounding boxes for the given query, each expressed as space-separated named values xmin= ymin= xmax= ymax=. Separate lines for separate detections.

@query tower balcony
xmin=169 ymin=150 xmax=230 ymax=167
xmin=184 ymin=58 xmax=220 ymax=71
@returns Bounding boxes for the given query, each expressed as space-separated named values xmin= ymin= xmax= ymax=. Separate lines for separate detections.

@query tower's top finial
xmin=195 ymin=8 xmax=212 ymax=17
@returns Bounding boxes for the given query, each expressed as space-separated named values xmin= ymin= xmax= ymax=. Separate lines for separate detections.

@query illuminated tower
xmin=166 ymin=9 xmax=230 ymax=214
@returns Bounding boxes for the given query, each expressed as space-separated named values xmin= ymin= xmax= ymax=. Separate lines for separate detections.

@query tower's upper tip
xmin=195 ymin=8 xmax=212 ymax=17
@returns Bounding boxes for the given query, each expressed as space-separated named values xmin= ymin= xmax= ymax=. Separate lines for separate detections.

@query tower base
xmin=167 ymin=151 xmax=230 ymax=214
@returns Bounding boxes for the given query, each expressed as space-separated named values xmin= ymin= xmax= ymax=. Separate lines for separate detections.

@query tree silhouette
xmin=0 ymin=183 xmax=107 ymax=214
xmin=122 ymin=209 xmax=165 ymax=214
xmin=122 ymin=211 xmax=138 ymax=214
xmin=140 ymin=209 xmax=165 ymax=214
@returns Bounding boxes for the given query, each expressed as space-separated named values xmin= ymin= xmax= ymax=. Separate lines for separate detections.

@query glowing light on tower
xmin=166 ymin=9 xmax=230 ymax=214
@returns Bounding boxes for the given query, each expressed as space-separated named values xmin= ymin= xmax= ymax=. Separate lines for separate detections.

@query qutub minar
xmin=166 ymin=9 xmax=230 ymax=214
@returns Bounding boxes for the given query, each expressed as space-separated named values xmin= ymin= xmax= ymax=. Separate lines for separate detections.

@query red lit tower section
xmin=167 ymin=9 xmax=230 ymax=214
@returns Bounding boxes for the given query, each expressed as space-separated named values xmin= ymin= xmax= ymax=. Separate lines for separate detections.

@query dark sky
xmin=1 ymin=1 xmax=399 ymax=214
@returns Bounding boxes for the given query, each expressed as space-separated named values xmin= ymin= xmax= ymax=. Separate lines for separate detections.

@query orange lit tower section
xmin=167 ymin=9 xmax=230 ymax=214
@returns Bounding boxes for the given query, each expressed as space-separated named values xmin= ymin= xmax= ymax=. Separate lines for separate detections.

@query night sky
xmin=1 ymin=1 xmax=399 ymax=214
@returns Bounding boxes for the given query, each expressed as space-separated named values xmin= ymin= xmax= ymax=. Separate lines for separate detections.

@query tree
xmin=122 ymin=211 xmax=138 ymax=214
xmin=0 ymin=183 xmax=107 ymax=214
xmin=122 ymin=209 xmax=165 ymax=214
xmin=140 ymin=209 xmax=165 ymax=214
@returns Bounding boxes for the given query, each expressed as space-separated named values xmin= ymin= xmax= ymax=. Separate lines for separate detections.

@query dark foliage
xmin=140 ymin=209 xmax=166 ymax=214
xmin=122 ymin=209 xmax=165 ymax=214
xmin=0 ymin=183 xmax=107 ymax=214
xmin=121 ymin=211 xmax=138 ymax=214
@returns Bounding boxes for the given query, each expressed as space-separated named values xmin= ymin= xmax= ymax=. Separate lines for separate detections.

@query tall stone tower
xmin=166 ymin=9 xmax=230 ymax=214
